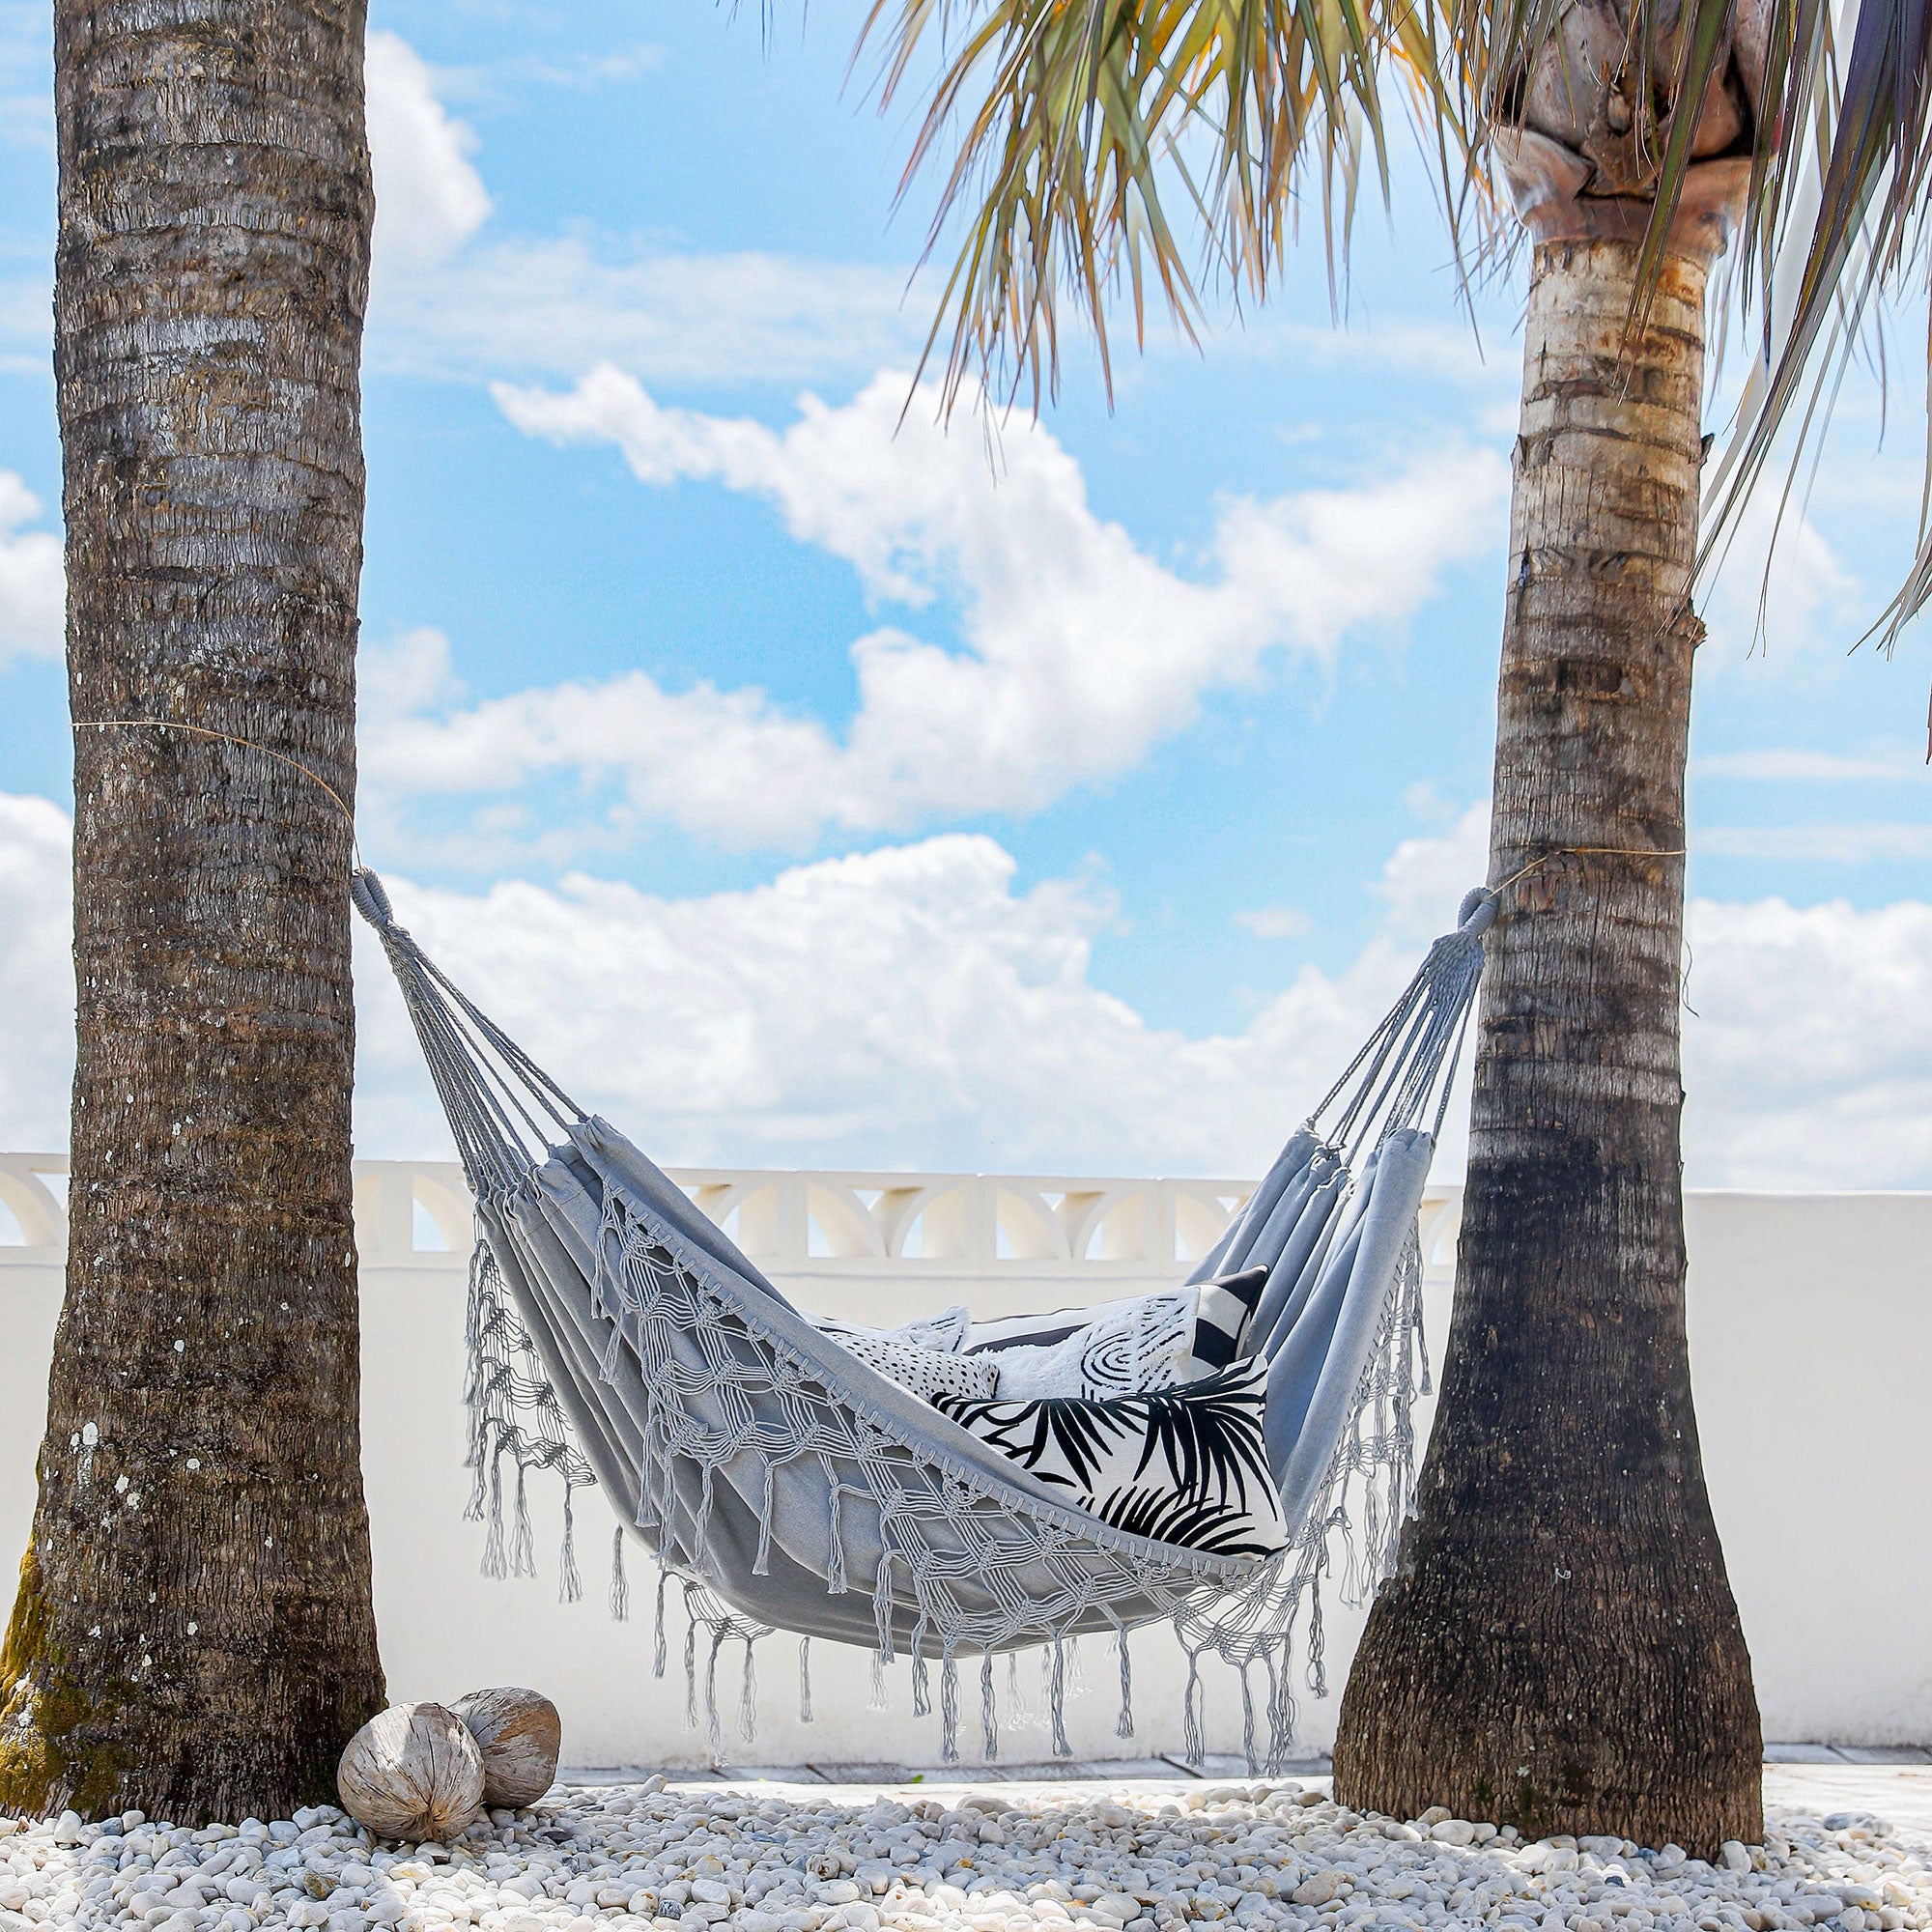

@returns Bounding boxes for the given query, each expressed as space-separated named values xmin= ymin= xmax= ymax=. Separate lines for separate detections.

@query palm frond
xmin=857 ymin=0 xmax=1490 ymax=411
xmin=1097 ymin=1481 xmax=1278 ymax=1555
xmin=1131 ymin=1374 xmax=1273 ymax=1505
xmin=1705 ymin=0 xmax=1932 ymax=662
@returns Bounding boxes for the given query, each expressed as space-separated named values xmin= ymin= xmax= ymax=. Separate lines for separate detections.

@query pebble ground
xmin=4 ymin=1775 xmax=1928 ymax=1932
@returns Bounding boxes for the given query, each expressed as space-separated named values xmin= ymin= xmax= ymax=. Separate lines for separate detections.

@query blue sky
xmin=2 ymin=0 xmax=1930 ymax=1187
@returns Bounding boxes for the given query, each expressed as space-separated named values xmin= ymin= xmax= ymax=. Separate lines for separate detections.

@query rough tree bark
xmin=0 ymin=0 xmax=386 ymax=1821
xmin=1333 ymin=234 xmax=1763 ymax=1853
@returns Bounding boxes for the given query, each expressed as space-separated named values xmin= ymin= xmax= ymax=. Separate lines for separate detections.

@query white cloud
xmin=0 ymin=791 xmax=71 ymax=1150
xmin=1683 ymin=895 xmax=1932 ymax=1187
xmin=356 ymin=369 xmax=1505 ymax=853
xmin=351 ymin=833 xmax=1474 ymax=1174
xmin=365 ymin=237 xmax=920 ymax=387
xmin=1233 ymin=905 xmax=1311 ymax=940
xmin=440 ymin=43 xmax=667 ymax=97
xmin=0 ymin=471 xmax=63 ymax=667
xmin=1375 ymin=802 xmax=1493 ymax=940
xmin=365 ymin=30 xmax=492 ymax=271
xmin=4 ymin=788 xmax=1931 ymax=1187
xmin=1693 ymin=748 xmax=1922 ymax=781
xmin=1700 ymin=823 xmax=1932 ymax=864
xmin=1697 ymin=485 xmax=1861 ymax=679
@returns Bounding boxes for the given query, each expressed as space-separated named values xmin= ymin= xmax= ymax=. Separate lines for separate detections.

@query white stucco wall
xmin=1 ymin=1168 xmax=1927 ymax=1770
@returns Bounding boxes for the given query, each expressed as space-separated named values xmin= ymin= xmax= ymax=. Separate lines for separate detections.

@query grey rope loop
xmin=352 ymin=864 xmax=586 ymax=1199
xmin=1492 ymin=844 xmax=1688 ymax=896
xmin=74 ymin=716 xmax=362 ymax=867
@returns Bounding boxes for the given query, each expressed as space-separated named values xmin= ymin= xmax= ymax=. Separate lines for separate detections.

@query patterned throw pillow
xmin=834 ymin=1330 xmax=1000 ymax=1405
xmin=816 ymin=1302 xmax=971 ymax=1352
xmin=811 ymin=1304 xmax=997 ymax=1403
xmin=935 ymin=1355 xmax=1285 ymax=1558
xmin=968 ymin=1290 xmax=1196 ymax=1400
xmin=965 ymin=1265 xmax=1274 ymax=1396
xmin=1186 ymin=1264 xmax=1271 ymax=1376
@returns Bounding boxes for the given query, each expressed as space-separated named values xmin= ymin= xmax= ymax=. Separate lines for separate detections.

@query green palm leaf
xmin=858 ymin=0 xmax=1486 ymax=407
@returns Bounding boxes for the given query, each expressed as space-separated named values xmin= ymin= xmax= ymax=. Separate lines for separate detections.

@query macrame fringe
xmin=450 ymin=1162 xmax=1433 ymax=1773
xmin=481 ymin=1450 xmax=507 ymax=1581
xmin=1006 ymin=1650 xmax=1034 ymax=1730
xmin=739 ymin=1638 xmax=758 ymax=1746
xmin=653 ymin=1560 xmax=668 ymax=1674
xmin=610 ymin=1526 xmax=630 ymax=1623
xmin=939 ymin=1649 xmax=960 ymax=1764
xmin=558 ymin=1484 xmax=582 ymax=1605
xmin=1048 ymin=1637 xmax=1070 ymax=1759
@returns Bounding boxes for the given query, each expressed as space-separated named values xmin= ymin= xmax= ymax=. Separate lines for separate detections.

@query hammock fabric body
xmin=354 ymin=870 xmax=1493 ymax=1768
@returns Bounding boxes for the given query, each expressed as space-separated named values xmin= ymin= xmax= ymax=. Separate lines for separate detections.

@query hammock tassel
xmin=558 ymin=1484 xmax=582 ymax=1605
xmin=1006 ymin=1650 xmax=1033 ymax=1730
xmin=705 ymin=1625 xmax=726 ymax=1757
xmin=1048 ymin=1638 xmax=1071 ymax=1760
xmin=508 ymin=1463 xmax=535 ymax=1579
xmin=610 ymin=1526 xmax=630 ymax=1624
xmin=753 ymin=1465 xmax=776 ymax=1577
xmin=684 ymin=1615 xmax=699 ymax=1730
xmin=825 ymin=1479 xmax=845 ymax=1596
xmin=1182 ymin=1649 xmax=1205 ymax=1768
xmin=980 ymin=1651 xmax=998 ymax=1762
xmin=652 ymin=1559 xmax=668 ymax=1674
xmin=798 ymin=1637 xmax=813 ymax=1725
xmin=739 ymin=1637 xmax=758 ymax=1746
xmin=481 ymin=1449 xmax=507 ymax=1581
xmin=1114 ymin=1628 xmax=1135 ymax=1741
xmin=939 ymin=1647 xmax=960 ymax=1764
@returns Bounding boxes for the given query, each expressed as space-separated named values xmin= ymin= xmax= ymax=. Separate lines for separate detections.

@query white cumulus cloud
xmin=365 ymin=30 xmax=492 ymax=271
xmin=1683 ymin=895 xmax=1932 ymax=1186
xmin=1346 ymin=799 xmax=1932 ymax=1189
xmin=6 ymin=788 xmax=1930 ymax=1190
xmin=356 ymin=369 xmax=1506 ymax=854
xmin=1697 ymin=484 xmax=1861 ymax=679
xmin=0 ymin=791 xmax=72 ymax=1151
xmin=0 ymin=471 xmax=63 ymax=668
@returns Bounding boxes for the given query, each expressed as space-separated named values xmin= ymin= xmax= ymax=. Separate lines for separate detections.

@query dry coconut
xmin=338 ymin=1701 xmax=486 ymax=1841
xmin=451 ymin=1686 xmax=562 ymax=1808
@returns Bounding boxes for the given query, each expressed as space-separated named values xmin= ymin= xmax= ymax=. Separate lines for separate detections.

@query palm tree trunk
xmin=1333 ymin=237 xmax=1762 ymax=1853
xmin=0 ymin=0 xmax=385 ymax=1822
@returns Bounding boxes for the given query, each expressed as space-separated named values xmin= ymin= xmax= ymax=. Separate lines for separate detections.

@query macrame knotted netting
xmin=354 ymin=867 xmax=1492 ymax=1768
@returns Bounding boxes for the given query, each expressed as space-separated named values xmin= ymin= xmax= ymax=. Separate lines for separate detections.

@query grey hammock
xmin=354 ymin=869 xmax=1493 ymax=1768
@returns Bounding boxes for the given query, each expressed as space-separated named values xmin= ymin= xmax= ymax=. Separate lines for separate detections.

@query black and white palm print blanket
xmin=935 ymin=1353 xmax=1286 ymax=1557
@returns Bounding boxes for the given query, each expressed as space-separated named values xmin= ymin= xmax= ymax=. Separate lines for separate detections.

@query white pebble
xmin=0 ymin=1774 xmax=1917 ymax=1932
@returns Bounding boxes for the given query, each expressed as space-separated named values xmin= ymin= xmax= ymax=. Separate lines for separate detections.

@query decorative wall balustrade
xmin=0 ymin=1151 xmax=1465 ymax=1290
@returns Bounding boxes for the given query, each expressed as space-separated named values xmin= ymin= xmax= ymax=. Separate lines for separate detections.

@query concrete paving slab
xmin=1764 ymin=1744 xmax=1850 ymax=1763
xmin=557 ymin=1760 xmax=1932 ymax=1846
xmin=1762 ymin=1765 xmax=1932 ymax=1837
xmin=1162 ymin=1752 xmax=1331 ymax=1779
